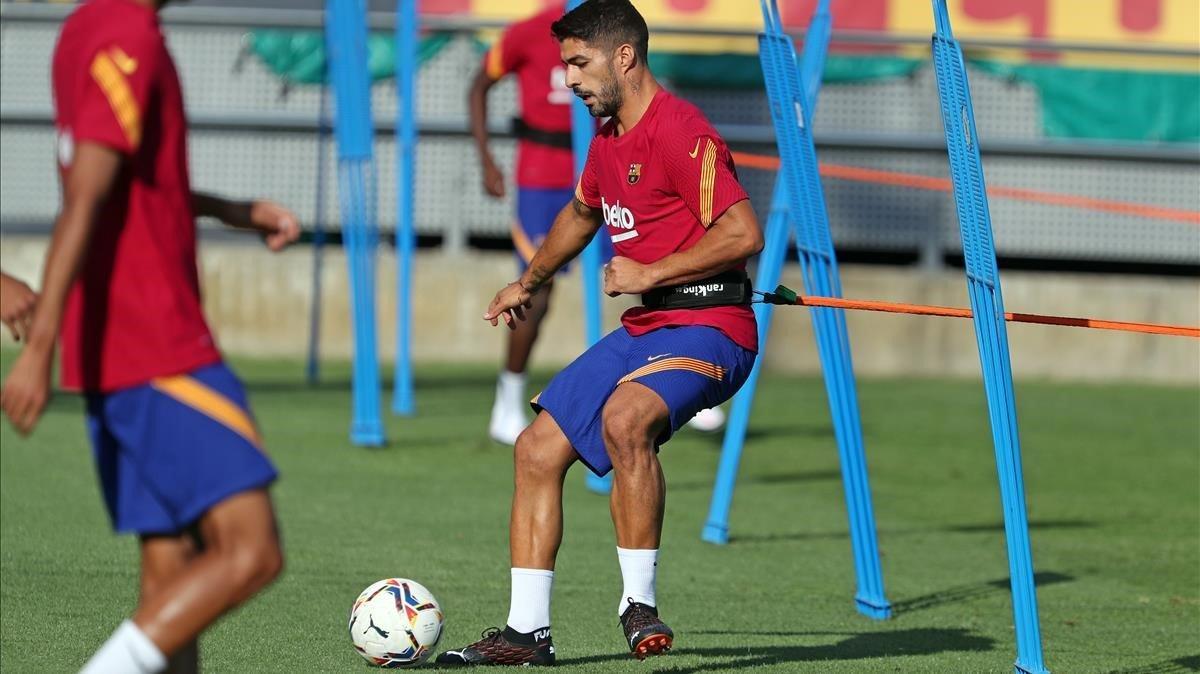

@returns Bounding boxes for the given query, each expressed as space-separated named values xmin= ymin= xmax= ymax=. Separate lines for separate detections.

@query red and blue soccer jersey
xmin=575 ymin=89 xmax=758 ymax=352
xmin=483 ymin=3 xmax=575 ymax=189
xmin=52 ymin=0 xmax=220 ymax=392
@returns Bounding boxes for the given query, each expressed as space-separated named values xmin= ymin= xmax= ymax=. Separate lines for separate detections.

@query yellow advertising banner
xmin=443 ymin=0 xmax=1198 ymax=70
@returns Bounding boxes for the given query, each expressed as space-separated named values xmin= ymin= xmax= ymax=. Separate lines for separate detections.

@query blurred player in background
xmin=437 ymin=0 xmax=762 ymax=665
xmin=469 ymin=2 xmax=724 ymax=445
xmin=0 ymin=0 xmax=298 ymax=672
xmin=0 ymin=271 xmax=38 ymax=342
xmin=469 ymin=2 xmax=577 ymax=445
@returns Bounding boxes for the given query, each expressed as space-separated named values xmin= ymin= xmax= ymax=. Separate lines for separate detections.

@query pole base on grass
xmin=351 ymin=423 xmax=385 ymax=447
xmin=854 ymin=595 xmax=892 ymax=620
xmin=1014 ymin=661 xmax=1050 ymax=674
xmin=585 ymin=472 xmax=612 ymax=494
xmin=701 ymin=522 xmax=729 ymax=545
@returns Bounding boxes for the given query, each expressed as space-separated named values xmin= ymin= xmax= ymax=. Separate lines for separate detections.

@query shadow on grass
xmin=1106 ymin=655 xmax=1200 ymax=674
xmin=891 ymin=571 xmax=1074 ymax=616
xmin=728 ymin=519 xmax=1095 ymax=544
xmin=557 ymin=627 xmax=995 ymax=671
xmin=943 ymin=519 xmax=1095 ymax=534
xmin=672 ymin=469 xmax=841 ymax=492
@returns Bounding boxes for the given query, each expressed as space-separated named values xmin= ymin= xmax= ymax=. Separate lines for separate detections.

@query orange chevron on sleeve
xmin=89 ymin=50 xmax=141 ymax=148
xmin=699 ymin=139 xmax=718 ymax=227
xmin=150 ymin=375 xmax=262 ymax=448
xmin=485 ymin=46 xmax=505 ymax=80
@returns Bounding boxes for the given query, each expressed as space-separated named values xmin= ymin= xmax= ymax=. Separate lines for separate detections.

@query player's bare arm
xmin=0 ymin=272 xmax=38 ymax=342
xmin=603 ymin=199 xmax=763 ymax=296
xmin=0 ymin=142 xmax=122 ymax=435
xmin=191 ymin=192 xmax=300 ymax=252
xmin=485 ymin=197 xmax=602 ymax=328
xmin=468 ymin=67 xmax=506 ymax=198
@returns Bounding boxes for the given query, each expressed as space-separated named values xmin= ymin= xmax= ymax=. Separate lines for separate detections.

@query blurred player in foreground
xmin=437 ymin=0 xmax=762 ymax=665
xmin=0 ymin=0 xmax=298 ymax=671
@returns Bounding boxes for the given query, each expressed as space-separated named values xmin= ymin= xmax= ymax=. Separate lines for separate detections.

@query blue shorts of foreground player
xmin=532 ymin=325 xmax=755 ymax=476
xmin=85 ymin=361 xmax=278 ymax=536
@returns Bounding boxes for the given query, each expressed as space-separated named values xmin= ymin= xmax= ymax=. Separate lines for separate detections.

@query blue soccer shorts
xmin=513 ymin=186 xmax=612 ymax=275
xmin=532 ymin=325 xmax=756 ymax=476
xmin=85 ymin=361 xmax=278 ymax=536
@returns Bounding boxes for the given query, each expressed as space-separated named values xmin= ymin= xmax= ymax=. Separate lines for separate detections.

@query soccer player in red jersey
xmin=469 ymin=2 xmax=582 ymax=445
xmin=437 ymin=0 xmax=763 ymax=664
xmin=0 ymin=0 xmax=298 ymax=671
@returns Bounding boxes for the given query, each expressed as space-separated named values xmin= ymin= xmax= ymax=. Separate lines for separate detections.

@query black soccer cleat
xmin=435 ymin=626 xmax=555 ymax=667
xmin=620 ymin=598 xmax=674 ymax=660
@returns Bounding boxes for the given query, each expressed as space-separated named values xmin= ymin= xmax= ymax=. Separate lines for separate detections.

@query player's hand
xmin=249 ymin=200 xmax=301 ymax=252
xmin=482 ymin=160 xmax=506 ymax=199
xmin=0 ymin=274 xmax=37 ymax=342
xmin=484 ymin=281 xmax=534 ymax=330
xmin=0 ymin=345 xmax=53 ymax=436
xmin=603 ymin=256 xmax=656 ymax=297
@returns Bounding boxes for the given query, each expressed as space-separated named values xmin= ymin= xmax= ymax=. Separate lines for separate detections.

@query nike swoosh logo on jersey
xmin=688 ymin=138 xmax=701 ymax=158
xmin=647 ymin=353 xmax=672 ymax=361
xmin=110 ymin=47 xmax=138 ymax=75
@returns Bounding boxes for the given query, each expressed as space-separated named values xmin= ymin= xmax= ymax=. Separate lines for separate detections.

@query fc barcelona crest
xmin=627 ymin=163 xmax=642 ymax=185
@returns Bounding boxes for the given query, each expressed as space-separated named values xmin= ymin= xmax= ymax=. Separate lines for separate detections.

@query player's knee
xmin=227 ymin=536 xmax=284 ymax=590
xmin=601 ymin=405 xmax=652 ymax=464
xmin=513 ymin=426 xmax=566 ymax=478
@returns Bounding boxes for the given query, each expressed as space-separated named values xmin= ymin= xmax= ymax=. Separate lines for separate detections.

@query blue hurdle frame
xmin=392 ymin=0 xmax=417 ymax=416
xmin=703 ymin=0 xmax=891 ymax=621
xmin=564 ymin=0 xmax=614 ymax=496
xmin=930 ymin=2 xmax=1047 ymax=671
xmin=326 ymin=0 xmax=385 ymax=446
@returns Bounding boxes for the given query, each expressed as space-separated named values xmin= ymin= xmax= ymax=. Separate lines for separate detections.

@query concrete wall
xmin=2 ymin=236 xmax=1197 ymax=384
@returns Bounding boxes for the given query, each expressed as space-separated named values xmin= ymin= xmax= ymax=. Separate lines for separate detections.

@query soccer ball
xmin=349 ymin=578 xmax=445 ymax=668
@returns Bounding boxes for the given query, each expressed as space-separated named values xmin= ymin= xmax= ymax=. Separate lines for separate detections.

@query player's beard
xmin=584 ymin=65 xmax=623 ymax=118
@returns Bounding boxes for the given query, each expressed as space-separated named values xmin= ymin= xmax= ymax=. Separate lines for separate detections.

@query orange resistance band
xmin=784 ymin=294 xmax=1200 ymax=339
xmin=729 ymin=151 xmax=1200 ymax=225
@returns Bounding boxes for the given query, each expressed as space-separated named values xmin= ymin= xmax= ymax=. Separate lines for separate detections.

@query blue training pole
xmin=307 ymin=80 xmax=330 ymax=384
xmin=713 ymin=0 xmax=890 ymax=620
xmin=327 ymin=0 xmax=385 ymax=446
xmin=930 ymin=2 xmax=1046 ymax=672
xmin=704 ymin=0 xmax=828 ymax=546
xmin=564 ymin=0 xmax=612 ymax=496
xmin=392 ymin=0 xmax=416 ymax=415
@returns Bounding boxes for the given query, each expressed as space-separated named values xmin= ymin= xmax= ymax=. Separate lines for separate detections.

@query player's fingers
xmin=512 ymin=305 xmax=526 ymax=322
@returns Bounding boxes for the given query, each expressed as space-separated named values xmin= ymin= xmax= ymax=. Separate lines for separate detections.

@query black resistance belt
xmin=641 ymin=270 xmax=753 ymax=310
xmin=511 ymin=118 xmax=573 ymax=149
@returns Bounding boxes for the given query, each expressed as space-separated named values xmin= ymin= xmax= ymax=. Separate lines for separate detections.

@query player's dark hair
xmin=551 ymin=0 xmax=649 ymax=64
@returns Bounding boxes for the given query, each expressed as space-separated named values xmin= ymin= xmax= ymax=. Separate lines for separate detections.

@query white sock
xmin=506 ymin=568 xmax=553 ymax=633
xmin=498 ymin=370 xmax=527 ymax=410
xmin=79 ymin=620 xmax=167 ymax=674
xmin=617 ymin=547 xmax=659 ymax=616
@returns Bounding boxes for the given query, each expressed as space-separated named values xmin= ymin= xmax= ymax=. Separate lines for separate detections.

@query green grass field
xmin=1 ymin=353 xmax=1197 ymax=673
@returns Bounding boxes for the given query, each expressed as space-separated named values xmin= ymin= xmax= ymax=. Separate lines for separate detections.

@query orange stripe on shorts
xmin=150 ymin=375 xmax=262 ymax=448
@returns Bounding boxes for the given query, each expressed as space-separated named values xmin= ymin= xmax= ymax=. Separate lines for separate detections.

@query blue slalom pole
xmin=702 ymin=174 xmax=789 ymax=544
xmin=930 ymin=2 xmax=1046 ymax=671
xmin=392 ymin=0 xmax=416 ymax=415
xmin=739 ymin=0 xmax=889 ymax=619
xmin=705 ymin=0 xmax=828 ymax=544
xmin=327 ymin=0 xmax=385 ymax=446
xmin=306 ymin=80 xmax=330 ymax=384
xmin=564 ymin=0 xmax=611 ymax=496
